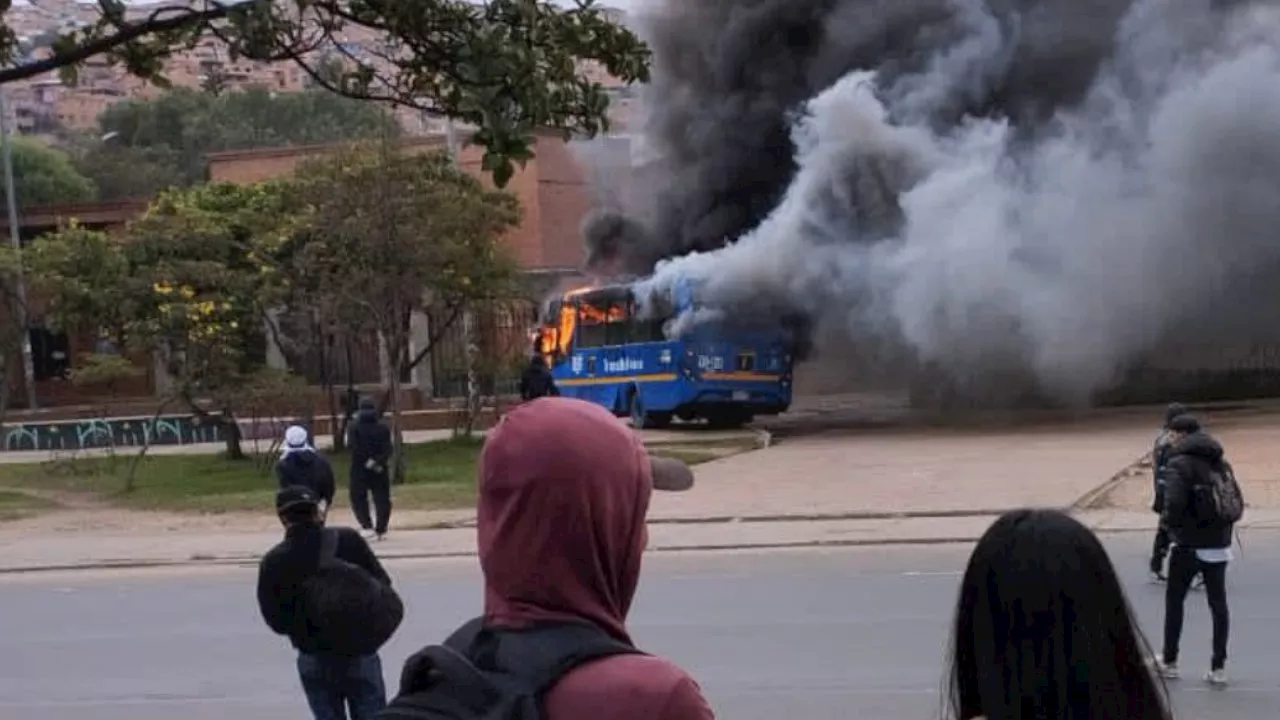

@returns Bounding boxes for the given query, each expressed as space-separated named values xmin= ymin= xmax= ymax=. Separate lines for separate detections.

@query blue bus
xmin=533 ymin=281 xmax=796 ymax=429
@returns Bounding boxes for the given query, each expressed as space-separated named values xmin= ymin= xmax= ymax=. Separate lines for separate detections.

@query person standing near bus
xmin=348 ymin=396 xmax=393 ymax=540
xmin=520 ymin=355 xmax=559 ymax=401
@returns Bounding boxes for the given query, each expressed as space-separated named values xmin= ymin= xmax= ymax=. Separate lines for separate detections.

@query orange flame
xmin=535 ymin=284 xmax=633 ymax=363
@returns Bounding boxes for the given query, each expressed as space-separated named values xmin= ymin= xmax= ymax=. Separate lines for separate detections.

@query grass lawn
xmin=0 ymin=438 xmax=747 ymax=516
xmin=0 ymin=490 xmax=58 ymax=521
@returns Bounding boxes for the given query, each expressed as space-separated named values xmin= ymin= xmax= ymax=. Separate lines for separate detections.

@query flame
xmin=534 ymin=284 xmax=632 ymax=362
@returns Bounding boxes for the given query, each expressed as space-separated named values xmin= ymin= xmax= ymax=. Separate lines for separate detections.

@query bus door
xmin=572 ymin=299 xmax=609 ymax=405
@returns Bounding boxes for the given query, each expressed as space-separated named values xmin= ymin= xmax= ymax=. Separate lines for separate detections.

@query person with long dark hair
xmin=945 ymin=509 xmax=1171 ymax=720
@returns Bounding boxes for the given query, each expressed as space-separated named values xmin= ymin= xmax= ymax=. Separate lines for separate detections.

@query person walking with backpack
xmin=277 ymin=425 xmax=337 ymax=515
xmin=1154 ymin=413 xmax=1244 ymax=687
xmin=347 ymin=397 xmax=393 ymax=540
xmin=258 ymin=486 xmax=404 ymax=720
xmin=377 ymin=397 xmax=711 ymax=720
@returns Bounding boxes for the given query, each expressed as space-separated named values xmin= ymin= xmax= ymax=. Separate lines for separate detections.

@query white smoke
xmin=637 ymin=0 xmax=1280 ymax=402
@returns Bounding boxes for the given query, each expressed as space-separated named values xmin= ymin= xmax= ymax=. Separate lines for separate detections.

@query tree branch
xmin=403 ymin=303 xmax=462 ymax=373
xmin=0 ymin=5 xmax=232 ymax=85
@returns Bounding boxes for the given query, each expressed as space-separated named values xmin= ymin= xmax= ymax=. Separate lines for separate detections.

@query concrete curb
xmin=0 ymin=536 xmax=986 ymax=576
xmin=9 ymin=521 xmax=1280 ymax=576
xmin=421 ymin=507 xmax=1015 ymax=531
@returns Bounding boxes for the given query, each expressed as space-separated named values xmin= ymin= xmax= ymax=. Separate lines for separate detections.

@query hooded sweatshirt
xmin=1161 ymin=430 xmax=1234 ymax=549
xmin=276 ymin=432 xmax=336 ymax=507
xmin=478 ymin=397 xmax=714 ymax=720
xmin=348 ymin=398 xmax=392 ymax=477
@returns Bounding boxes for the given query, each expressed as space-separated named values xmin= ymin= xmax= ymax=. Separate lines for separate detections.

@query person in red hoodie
xmin=380 ymin=397 xmax=713 ymax=720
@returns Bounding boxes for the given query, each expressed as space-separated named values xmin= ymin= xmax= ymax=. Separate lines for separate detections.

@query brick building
xmin=0 ymin=131 xmax=604 ymax=413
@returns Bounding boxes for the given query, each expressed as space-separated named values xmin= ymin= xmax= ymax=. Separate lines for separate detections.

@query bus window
xmin=626 ymin=295 xmax=671 ymax=343
xmin=604 ymin=306 xmax=629 ymax=346
xmin=577 ymin=301 xmax=608 ymax=348
xmin=577 ymin=293 xmax=628 ymax=348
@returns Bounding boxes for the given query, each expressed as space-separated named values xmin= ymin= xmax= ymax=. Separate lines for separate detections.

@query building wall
xmin=206 ymin=134 xmax=587 ymax=270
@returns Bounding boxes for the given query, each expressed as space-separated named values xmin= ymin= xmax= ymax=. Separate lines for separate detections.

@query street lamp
xmin=0 ymin=87 xmax=38 ymax=410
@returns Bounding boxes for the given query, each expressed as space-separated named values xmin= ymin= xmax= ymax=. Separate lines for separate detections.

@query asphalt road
xmin=4 ymin=531 xmax=1280 ymax=720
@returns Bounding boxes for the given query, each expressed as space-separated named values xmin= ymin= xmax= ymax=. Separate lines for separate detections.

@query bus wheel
xmin=629 ymin=391 xmax=671 ymax=430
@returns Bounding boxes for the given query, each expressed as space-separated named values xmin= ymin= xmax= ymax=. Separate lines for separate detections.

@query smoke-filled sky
xmin=580 ymin=0 xmax=1280 ymax=403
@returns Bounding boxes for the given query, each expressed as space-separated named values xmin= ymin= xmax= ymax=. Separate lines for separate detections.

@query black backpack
xmin=376 ymin=618 xmax=642 ymax=720
xmin=1195 ymin=462 xmax=1245 ymax=525
xmin=299 ymin=528 xmax=404 ymax=656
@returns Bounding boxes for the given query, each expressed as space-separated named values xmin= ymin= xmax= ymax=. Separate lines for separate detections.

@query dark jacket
xmin=256 ymin=524 xmax=393 ymax=654
xmin=1161 ymin=431 xmax=1235 ymax=549
xmin=348 ymin=404 xmax=392 ymax=478
xmin=519 ymin=358 xmax=559 ymax=401
xmin=276 ymin=451 xmax=336 ymax=506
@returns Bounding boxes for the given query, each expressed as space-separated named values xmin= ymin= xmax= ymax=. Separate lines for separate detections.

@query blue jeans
xmin=296 ymin=653 xmax=387 ymax=720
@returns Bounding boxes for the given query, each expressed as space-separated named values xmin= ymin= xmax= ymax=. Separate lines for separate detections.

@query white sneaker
xmin=360 ymin=528 xmax=377 ymax=540
xmin=1154 ymin=659 xmax=1180 ymax=680
xmin=1205 ymin=668 xmax=1228 ymax=687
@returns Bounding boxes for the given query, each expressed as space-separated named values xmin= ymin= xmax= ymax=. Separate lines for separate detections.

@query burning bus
xmin=531 ymin=278 xmax=797 ymax=429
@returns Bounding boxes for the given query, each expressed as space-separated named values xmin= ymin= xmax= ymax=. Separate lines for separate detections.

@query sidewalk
xmin=7 ymin=509 xmax=1280 ymax=574
xmin=4 ymin=410 xmax=1266 ymax=575
xmin=0 ymin=427 xmax=757 ymax=464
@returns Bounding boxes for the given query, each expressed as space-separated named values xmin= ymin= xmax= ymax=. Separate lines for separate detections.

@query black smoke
xmin=588 ymin=0 xmax=1139 ymax=274
xmin=585 ymin=0 xmax=1280 ymax=405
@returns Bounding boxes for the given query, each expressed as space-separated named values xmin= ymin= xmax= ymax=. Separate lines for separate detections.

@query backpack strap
xmin=465 ymin=619 xmax=642 ymax=697
xmin=318 ymin=528 xmax=339 ymax=568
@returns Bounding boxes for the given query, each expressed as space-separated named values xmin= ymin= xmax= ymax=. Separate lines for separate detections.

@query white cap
xmin=284 ymin=425 xmax=309 ymax=448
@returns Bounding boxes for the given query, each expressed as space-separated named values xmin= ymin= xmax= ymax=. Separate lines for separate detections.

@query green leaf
xmin=0 ymin=0 xmax=650 ymax=185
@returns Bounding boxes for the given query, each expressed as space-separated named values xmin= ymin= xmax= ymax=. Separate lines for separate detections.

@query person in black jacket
xmin=347 ymin=397 xmax=393 ymax=540
xmin=1155 ymin=414 xmax=1235 ymax=686
xmin=519 ymin=355 xmax=559 ymax=401
xmin=276 ymin=425 xmax=336 ymax=512
xmin=258 ymin=486 xmax=394 ymax=720
xmin=1150 ymin=402 xmax=1188 ymax=581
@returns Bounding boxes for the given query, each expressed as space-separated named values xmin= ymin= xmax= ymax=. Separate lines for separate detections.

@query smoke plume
xmin=586 ymin=0 xmax=1280 ymax=404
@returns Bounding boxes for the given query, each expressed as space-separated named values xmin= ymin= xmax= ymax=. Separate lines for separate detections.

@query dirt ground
xmin=1091 ymin=410 xmax=1280 ymax=510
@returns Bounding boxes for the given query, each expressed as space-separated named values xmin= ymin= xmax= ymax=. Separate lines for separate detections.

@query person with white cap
xmin=277 ymin=425 xmax=336 ymax=514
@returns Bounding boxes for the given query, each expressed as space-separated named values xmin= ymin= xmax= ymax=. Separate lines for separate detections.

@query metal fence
xmin=429 ymin=300 xmax=537 ymax=399
xmin=276 ymin=312 xmax=383 ymax=386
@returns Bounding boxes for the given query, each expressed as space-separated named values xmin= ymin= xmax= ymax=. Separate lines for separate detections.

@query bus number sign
xmin=696 ymin=355 xmax=724 ymax=371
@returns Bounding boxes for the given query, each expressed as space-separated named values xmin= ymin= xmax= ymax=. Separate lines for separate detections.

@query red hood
xmin=477 ymin=397 xmax=651 ymax=642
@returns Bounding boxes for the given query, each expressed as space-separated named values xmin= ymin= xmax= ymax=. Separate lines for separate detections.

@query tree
xmin=277 ymin=142 xmax=519 ymax=478
xmin=0 ymin=0 xmax=650 ymax=187
xmin=126 ymin=182 xmax=286 ymax=459
xmin=68 ymin=143 xmax=185 ymax=202
xmin=3 ymin=137 xmax=96 ymax=207
xmin=26 ymin=186 xmax=290 ymax=461
xmin=75 ymin=86 xmax=399 ymax=194
xmin=0 ymin=247 xmax=30 ymax=417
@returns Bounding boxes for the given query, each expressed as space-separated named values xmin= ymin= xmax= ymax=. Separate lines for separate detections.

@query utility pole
xmin=0 ymin=88 xmax=38 ymax=410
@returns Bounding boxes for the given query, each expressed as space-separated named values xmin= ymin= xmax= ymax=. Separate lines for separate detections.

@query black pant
xmin=1162 ymin=547 xmax=1229 ymax=670
xmin=1151 ymin=522 xmax=1172 ymax=573
xmin=350 ymin=471 xmax=392 ymax=535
